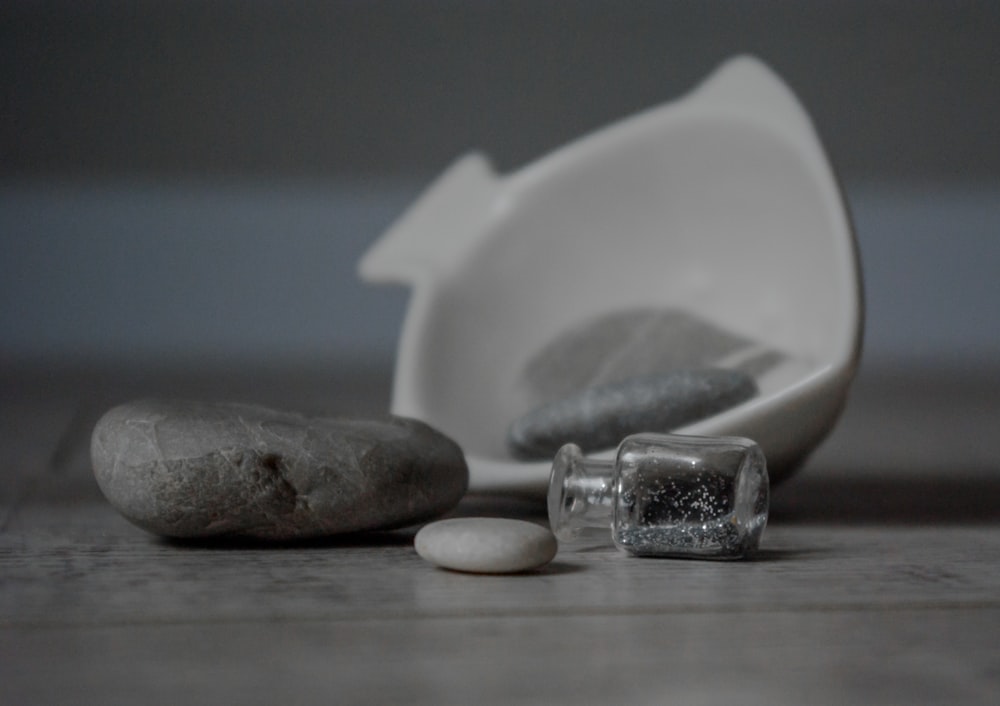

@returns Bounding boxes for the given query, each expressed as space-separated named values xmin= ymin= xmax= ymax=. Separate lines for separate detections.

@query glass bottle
xmin=548 ymin=433 xmax=768 ymax=559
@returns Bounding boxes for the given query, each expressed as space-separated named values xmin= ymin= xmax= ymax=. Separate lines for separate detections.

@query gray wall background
xmin=2 ymin=1 xmax=999 ymax=369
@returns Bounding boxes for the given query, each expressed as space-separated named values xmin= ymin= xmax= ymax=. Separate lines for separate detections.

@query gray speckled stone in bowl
xmin=519 ymin=308 xmax=770 ymax=406
xmin=507 ymin=369 xmax=758 ymax=459
xmin=91 ymin=399 xmax=468 ymax=540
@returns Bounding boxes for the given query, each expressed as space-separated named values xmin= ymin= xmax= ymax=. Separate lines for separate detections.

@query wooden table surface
xmin=2 ymin=362 xmax=999 ymax=705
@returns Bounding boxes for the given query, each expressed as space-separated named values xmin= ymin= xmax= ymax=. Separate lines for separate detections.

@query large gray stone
xmin=507 ymin=369 xmax=758 ymax=459
xmin=91 ymin=399 xmax=468 ymax=540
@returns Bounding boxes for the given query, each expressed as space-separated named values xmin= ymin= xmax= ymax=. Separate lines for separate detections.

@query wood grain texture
xmin=5 ymin=607 xmax=999 ymax=706
xmin=2 ymin=363 xmax=999 ymax=705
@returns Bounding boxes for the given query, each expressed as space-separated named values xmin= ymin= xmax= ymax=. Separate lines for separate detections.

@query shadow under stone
xmin=160 ymin=528 xmax=418 ymax=551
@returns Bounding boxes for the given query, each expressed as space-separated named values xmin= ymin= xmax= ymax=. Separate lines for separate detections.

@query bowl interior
xmin=410 ymin=117 xmax=856 ymax=462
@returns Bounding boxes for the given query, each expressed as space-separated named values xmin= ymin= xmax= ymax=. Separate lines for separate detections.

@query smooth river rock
xmin=91 ymin=399 xmax=469 ymax=540
xmin=507 ymin=369 xmax=758 ymax=459
xmin=518 ymin=308 xmax=780 ymax=406
xmin=414 ymin=518 xmax=558 ymax=574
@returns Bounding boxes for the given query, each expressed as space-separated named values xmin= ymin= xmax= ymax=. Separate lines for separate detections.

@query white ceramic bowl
xmin=360 ymin=56 xmax=863 ymax=491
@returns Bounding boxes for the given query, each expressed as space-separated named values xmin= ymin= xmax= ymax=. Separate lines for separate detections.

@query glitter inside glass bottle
xmin=548 ymin=433 xmax=769 ymax=559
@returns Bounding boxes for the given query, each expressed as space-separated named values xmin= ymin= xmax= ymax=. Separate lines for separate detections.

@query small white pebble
xmin=415 ymin=518 xmax=558 ymax=574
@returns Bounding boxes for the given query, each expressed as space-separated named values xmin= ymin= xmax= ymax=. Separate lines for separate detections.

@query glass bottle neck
xmin=548 ymin=444 xmax=617 ymax=541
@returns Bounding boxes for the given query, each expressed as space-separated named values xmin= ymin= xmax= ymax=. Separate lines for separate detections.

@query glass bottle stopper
xmin=548 ymin=433 xmax=769 ymax=559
